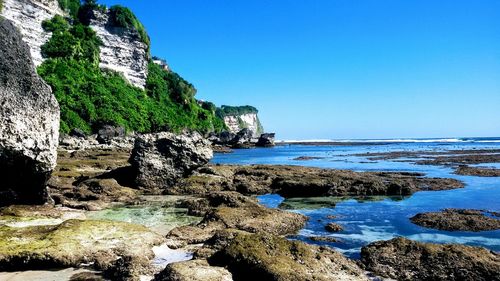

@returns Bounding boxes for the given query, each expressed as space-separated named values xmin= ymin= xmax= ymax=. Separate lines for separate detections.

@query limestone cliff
xmin=217 ymin=105 xmax=264 ymax=138
xmin=0 ymin=0 xmax=64 ymax=66
xmin=1 ymin=1 xmax=149 ymax=89
xmin=84 ymin=7 xmax=149 ymax=89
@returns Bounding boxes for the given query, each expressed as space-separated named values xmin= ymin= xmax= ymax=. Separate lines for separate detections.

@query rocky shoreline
xmin=410 ymin=209 xmax=500 ymax=232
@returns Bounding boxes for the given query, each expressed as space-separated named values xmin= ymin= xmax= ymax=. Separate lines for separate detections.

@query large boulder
xmin=130 ymin=132 xmax=213 ymax=192
xmin=209 ymin=232 xmax=368 ymax=281
xmin=361 ymin=237 xmax=500 ymax=281
xmin=256 ymin=133 xmax=275 ymax=147
xmin=0 ymin=19 xmax=60 ymax=206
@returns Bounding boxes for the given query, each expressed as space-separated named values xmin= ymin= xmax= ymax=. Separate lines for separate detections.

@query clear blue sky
xmin=100 ymin=0 xmax=499 ymax=140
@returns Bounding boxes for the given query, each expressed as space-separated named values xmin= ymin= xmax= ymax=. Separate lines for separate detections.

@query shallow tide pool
xmin=213 ymin=141 xmax=500 ymax=258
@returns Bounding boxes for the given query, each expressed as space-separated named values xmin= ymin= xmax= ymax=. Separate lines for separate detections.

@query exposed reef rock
xmin=325 ymin=222 xmax=344 ymax=232
xmin=170 ymin=165 xmax=464 ymax=198
xmin=154 ymin=259 xmax=233 ymax=281
xmin=167 ymin=193 xmax=307 ymax=245
xmin=454 ymin=165 xmax=500 ymax=177
xmin=0 ymin=219 xmax=164 ymax=279
xmin=361 ymin=237 xmax=500 ymax=281
xmin=209 ymin=232 xmax=368 ymax=281
xmin=410 ymin=209 xmax=500 ymax=232
xmin=0 ymin=0 xmax=64 ymax=66
xmin=130 ymin=132 xmax=213 ymax=193
xmin=0 ymin=18 xmax=60 ymax=206
xmin=83 ymin=7 xmax=149 ymax=88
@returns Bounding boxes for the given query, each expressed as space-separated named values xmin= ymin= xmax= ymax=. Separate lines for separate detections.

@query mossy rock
xmin=0 ymin=219 xmax=164 ymax=272
xmin=209 ymin=233 xmax=368 ymax=281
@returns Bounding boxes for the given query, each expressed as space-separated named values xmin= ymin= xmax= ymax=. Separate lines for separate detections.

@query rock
xmin=0 ymin=219 xmax=164 ymax=279
xmin=82 ymin=7 xmax=149 ymax=89
xmin=210 ymin=232 xmax=368 ymax=281
xmin=293 ymin=156 xmax=325 ymax=161
xmin=361 ymin=237 xmax=500 ymax=281
xmin=231 ymin=128 xmax=254 ymax=148
xmin=172 ymin=165 xmax=464 ymax=198
xmin=154 ymin=259 xmax=233 ymax=281
xmin=308 ymin=236 xmax=340 ymax=243
xmin=219 ymin=107 xmax=264 ymax=138
xmin=168 ymin=200 xmax=307 ymax=245
xmin=0 ymin=0 xmax=65 ymax=66
xmin=96 ymin=125 xmax=126 ymax=144
xmin=256 ymin=133 xmax=275 ymax=147
xmin=410 ymin=209 xmax=500 ymax=232
xmin=454 ymin=165 xmax=500 ymax=177
xmin=325 ymin=222 xmax=344 ymax=232
xmin=214 ymin=131 xmax=236 ymax=145
xmin=0 ymin=18 xmax=60 ymax=206
xmin=69 ymin=128 xmax=87 ymax=138
xmin=130 ymin=132 xmax=213 ymax=192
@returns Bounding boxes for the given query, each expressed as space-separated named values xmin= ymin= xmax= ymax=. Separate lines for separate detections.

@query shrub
xmin=57 ymin=0 xmax=81 ymax=18
xmin=109 ymin=5 xmax=150 ymax=50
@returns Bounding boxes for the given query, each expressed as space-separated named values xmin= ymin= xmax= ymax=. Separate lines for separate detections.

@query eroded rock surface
xmin=410 ymin=209 xmax=500 ymax=232
xmin=0 ymin=18 xmax=60 ymax=206
xmin=171 ymin=165 xmax=464 ymax=198
xmin=455 ymin=165 xmax=500 ymax=177
xmin=130 ymin=132 xmax=213 ymax=193
xmin=0 ymin=219 xmax=164 ymax=279
xmin=361 ymin=237 xmax=500 ymax=281
xmin=209 ymin=232 xmax=368 ymax=281
xmin=154 ymin=259 xmax=233 ymax=281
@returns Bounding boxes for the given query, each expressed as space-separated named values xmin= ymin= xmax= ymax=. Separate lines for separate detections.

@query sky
xmin=100 ymin=0 xmax=499 ymax=140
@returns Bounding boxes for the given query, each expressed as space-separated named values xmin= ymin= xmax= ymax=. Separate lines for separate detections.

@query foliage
xmin=109 ymin=5 xmax=150 ymax=49
xmin=38 ymin=13 xmax=226 ymax=135
xmin=41 ymin=15 xmax=101 ymax=65
xmin=216 ymin=105 xmax=259 ymax=118
xmin=0 ymin=0 xmax=4 ymax=13
xmin=57 ymin=0 xmax=81 ymax=18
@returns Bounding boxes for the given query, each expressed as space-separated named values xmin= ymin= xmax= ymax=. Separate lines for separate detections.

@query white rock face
xmin=0 ymin=19 xmax=60 ymax=205
xmin=224 ymin=113 xmax=263 ymax=138
xmin=88 ymin=9 xmax=149 ymax=89
xmin=0 ymin=0 xmax=64 ymax=67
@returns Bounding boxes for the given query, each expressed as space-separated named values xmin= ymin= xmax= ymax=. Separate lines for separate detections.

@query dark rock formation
xmin=209 ymin=232 xmax=368 ymax=281
xmin=256 ymin=133 xmax=275 ymax=147
xmin=170 ymin=165 xmax=464 ymax=198
xmin=410 ymin=209 xmax=500 ymax=232
xmin=231 ymin=128 xmax=254 ymax=148
xmin=325 ymin=222 xmax=344 ymax=232
xmin=361 ymin=237 xmax=500 ymax=281
xmin=0 ymin=18 xmax=60 ymax=206
xmin=129 ymin=132 xmax=213 ymax=193
xmin=96 ymin=125 xmax=126 ymax=144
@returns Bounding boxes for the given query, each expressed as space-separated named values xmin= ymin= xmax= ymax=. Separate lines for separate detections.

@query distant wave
xmin=278 ymin=137 xmax=500 ymax=144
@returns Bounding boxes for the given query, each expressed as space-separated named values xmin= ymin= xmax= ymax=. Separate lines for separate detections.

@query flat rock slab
xmin=410 ymin=209 xmax=500 ymax=232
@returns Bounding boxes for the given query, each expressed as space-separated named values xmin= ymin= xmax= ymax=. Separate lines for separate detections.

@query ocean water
xmin=212 ymin=138 xmax=500 ymax=258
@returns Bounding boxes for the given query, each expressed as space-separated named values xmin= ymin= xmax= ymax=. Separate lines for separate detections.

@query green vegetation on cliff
xmin=216 ymin=105 xmax=259 ymax=118
xmin=57 ymin=0 xmax=81 ymax=18
xmin=38 ymin=5 xmax=226 ymax=135
xmin=109 ymin=5 xmax=150 ymax=49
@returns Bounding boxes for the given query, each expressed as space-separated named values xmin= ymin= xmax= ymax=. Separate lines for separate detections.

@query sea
xmin=212 ymin=137 xmax=500 ymax=258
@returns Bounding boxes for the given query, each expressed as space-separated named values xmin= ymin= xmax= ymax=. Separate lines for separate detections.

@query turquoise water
xmin=212 ymin=140 xmax=500 ymax=258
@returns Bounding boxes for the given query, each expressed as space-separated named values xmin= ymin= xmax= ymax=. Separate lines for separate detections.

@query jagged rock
xmin=209 ymin=232 xmax=368 ymax=281
xmin=361 ymin=237 xmax=500 ymax=281
xmin=0 ymin=18 xmax=60 ymax=206
xmin=130 ymin=132 xmax=213 ymax=192
xmin=0 ymin=0 xmax=65 ymax=66
xmin=231 ymin=128 xmax=253 ymax=148
xmin=256 ymin=133 xmax=275 ymax=147
xmin=96 ymin=125 xmax=126 ymax=144
xmin=154 ymin=259 xmax=233 ymax=281
xmin=83 ymin=7 xmax=148 ymax=88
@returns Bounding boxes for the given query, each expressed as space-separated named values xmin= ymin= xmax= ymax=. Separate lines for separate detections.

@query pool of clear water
xmin=212 ymin=141 xmax=500 ymax=258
